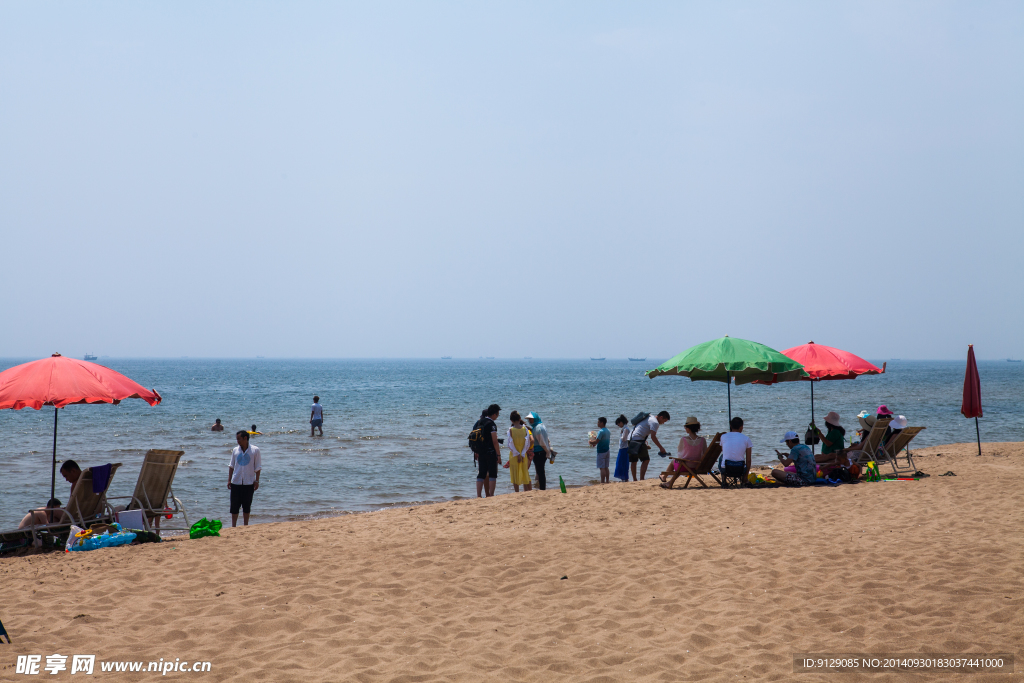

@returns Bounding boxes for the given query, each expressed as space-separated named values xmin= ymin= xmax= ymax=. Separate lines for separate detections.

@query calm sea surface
xmin=1 ymin=358 xmax=1021 ymax=529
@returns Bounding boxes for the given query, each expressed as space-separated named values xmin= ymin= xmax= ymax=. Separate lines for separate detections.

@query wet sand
xmin=1 ymin=442 xmax=1022 ymax=682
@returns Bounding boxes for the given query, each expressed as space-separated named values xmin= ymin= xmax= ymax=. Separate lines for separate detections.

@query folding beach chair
xmin=8 ymin=464 xmax=122 ymax=544
xmin=880 ymin=426 xmax=925 ymax=477
xmin=661 ymin=433 xmax=724 ymax=489
xmin=847 ymin=418 xmax=891 ymax=467
xmin=109 ymin=449 xmax=190 ymax=534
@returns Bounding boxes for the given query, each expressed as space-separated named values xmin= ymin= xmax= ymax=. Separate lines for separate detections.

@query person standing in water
xmin=505 ymin=411 xmax=533 ymax=492
xmin=524 ymin=412 xmax=553 ymax=490
xmin=310 ymin=395 xmax=325 ymax=437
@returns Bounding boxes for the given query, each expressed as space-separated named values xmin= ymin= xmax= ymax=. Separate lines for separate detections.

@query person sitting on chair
xmin=59 ymin=460 xmax=82 ymax=499
xmin=19 ymin=498 xmax=70 ymax=529
xmin=772 ymin=431 xmax=816 ymax=486
xmin=660 ymin=416 xmax=706 ymax=489
xmin=719 ymin=417 xmax=752 ymax=486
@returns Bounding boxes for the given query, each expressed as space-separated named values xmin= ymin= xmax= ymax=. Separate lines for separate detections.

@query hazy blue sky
xmin=2 ymin=2 xmax=1021 ymax=360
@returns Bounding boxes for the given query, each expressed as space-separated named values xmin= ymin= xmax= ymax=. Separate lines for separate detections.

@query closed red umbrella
xmin=757 ymin=341 xmax=885 ymax=452
xmin=0 ymin=353 xmax=162 ymax=498
xmin=961 ymin=344 xmax=982 ymax=455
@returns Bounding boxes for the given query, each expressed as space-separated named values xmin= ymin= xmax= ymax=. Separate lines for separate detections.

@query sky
xmin=1 ymin=1 xmax=1021 ymax=360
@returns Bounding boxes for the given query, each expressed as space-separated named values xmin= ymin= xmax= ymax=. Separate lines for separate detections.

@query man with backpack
xmin=628 ymin=411 xmax=670 ymax=481
xmin=469 ymin=404 xmax=503 ymax=498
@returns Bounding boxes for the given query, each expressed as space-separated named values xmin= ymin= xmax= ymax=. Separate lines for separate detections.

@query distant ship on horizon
xmin=523 ymin=356 xmax=532 ymax=359
xmin=590 ymin=357 xmax=605 ymax=361
xmin=1008 ymin=358 xmax=1022 ymax=362
xmin=83 ymin=353 xmax=97 ymax=361
xmin=441 ymin=356 xmax=452 ymax=359
xmin=628 ymin=357 xmax=646 ymax=362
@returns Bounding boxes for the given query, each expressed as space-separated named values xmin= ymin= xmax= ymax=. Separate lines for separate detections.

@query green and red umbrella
xmin=647 ymin=336 xmax=807 ymax=425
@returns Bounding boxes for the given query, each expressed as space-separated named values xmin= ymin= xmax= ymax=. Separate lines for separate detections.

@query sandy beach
xmin=2 ymin=441 xmax=1021 ymax=681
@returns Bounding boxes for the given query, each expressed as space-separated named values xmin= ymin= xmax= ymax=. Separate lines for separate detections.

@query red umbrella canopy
xmin=961 ymin=344 xmax=982 ymax=419
xmin=0 ymin=353 xmax=162 ymax=410
xmin=779 ymin=341 xmax=884 ymax=381
xmin=756 ymin=341 xmax=884 ymax=384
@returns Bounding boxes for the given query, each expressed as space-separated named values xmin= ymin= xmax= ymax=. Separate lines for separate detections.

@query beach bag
xmin=804 ymin=424 xmax=820 ymax=446
xmin=467 ymin=418 xmax=493 ymax=453
xmin=630 ymin=412 xmax=650 ymax=427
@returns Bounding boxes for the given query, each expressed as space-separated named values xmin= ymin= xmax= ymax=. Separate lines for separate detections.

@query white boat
xmin=83 ymin=353 xmax=97 ymax=361
xmin=590 ymin=357 xmax=606 ymax=361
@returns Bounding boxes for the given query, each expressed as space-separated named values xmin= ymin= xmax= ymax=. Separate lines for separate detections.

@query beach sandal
xmin=913 ymin=470 xmax=928 ymax=478
xmin=659 ymin=482 xmax=673 ymax=489
xmin=940 ymin=471 xmax=957 ymax=477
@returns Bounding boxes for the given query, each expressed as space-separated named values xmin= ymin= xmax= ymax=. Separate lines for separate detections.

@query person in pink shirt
xmin=659 ymin=416 xmax=707 ymax=489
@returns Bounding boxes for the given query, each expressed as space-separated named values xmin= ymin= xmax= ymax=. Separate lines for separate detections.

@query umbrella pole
xmin=810 ymin=381 xmax=815 ymax=456
xmin=975 ymin=416 xmax=981 ymax=456
xmin=726 ymin=372 xmax=732 ymax=425
xmin=51 ymin=406 xmax=58 ymax=500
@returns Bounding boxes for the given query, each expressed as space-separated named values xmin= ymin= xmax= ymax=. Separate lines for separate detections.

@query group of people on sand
xmin=647 ymin=404 xmax=908 ymax=489
xmin=470 ymin=404 xmax=555 ymax=497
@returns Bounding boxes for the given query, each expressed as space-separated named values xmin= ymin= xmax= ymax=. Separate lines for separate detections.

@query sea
xmin=1 ymin=358 xmax=1021 ymax=530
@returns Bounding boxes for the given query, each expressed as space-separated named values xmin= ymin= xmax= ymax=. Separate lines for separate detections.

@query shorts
xmin=230 ymin=484 xmax=255 ymax=514
xmin=595 ymin=451 xmax=610 ymax=469
xmin=628 ymin=440 xmax=650 ymax=463
xmin=477 ymin=453 xmax=498 ymax=480
xmin=311 ymin=419 xmax=323 ymax=428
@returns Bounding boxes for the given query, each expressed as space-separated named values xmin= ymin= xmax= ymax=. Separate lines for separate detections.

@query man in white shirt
xmin=228 ymin=430 xmax=262 ymax=527
xmin=310 ymin=395 xmax=325 ymax=437
xmin=718 ymin=417 xmax=753 ymax=486
xmin=628 ymin=411 xmax=671 ymax=481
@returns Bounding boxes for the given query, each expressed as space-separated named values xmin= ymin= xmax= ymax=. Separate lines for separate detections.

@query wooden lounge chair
xmin=109 ymin=449 xmax=190 ymax=533
xmin=847 ymin=418 xmax=891 ymax=467
xmin=660 ymin=433 xmax=724 ymax=489
xmin=880 ymin=426 xmax=925 ymax=477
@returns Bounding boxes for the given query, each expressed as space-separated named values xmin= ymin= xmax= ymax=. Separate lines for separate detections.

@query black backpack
xmin=804 ymin=424 xmax=820 ymax=446
xmin=468 ymin=418 xmax=493 ymax=453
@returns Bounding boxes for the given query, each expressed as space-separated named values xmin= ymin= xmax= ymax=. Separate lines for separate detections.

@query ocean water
xmin=1 ymin=358 xmax=1021 ymax=530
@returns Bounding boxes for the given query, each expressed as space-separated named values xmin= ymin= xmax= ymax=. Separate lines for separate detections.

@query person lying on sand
xmin=19 ymin=498 xmax=70 ymax=529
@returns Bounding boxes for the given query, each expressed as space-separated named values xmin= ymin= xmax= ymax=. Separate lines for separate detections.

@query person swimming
xmin=248 ymin=424 xmax=262 ymax=436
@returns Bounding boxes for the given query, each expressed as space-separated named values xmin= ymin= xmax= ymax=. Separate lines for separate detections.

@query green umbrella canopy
xmin=647 ymin=336 xmax=808 ymax=385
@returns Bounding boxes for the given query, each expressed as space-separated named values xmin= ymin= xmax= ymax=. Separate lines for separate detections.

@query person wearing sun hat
xmin=875 ymin=405 xmax=897 ymax=445
xmin=810 ymin=411 xmax=846 ymax=458
xmin=888 ymin=414 xmax=907 ymax=444
xmin=658 ymin=416 xmax=706 ymax=489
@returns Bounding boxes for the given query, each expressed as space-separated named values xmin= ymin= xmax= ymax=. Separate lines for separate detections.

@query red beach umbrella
xmin=961 ymin=344 xmax=982 ymax=455
xmin=0 ymin=353 xmax=162 ymax=498
xmin=757 ymin=341 xmax=885 ymax=452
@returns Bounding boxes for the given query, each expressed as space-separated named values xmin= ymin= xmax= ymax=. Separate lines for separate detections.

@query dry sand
xmin=2 ymin=442 xmax=1022 ymax=682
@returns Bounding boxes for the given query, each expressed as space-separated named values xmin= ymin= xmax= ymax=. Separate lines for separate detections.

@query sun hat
xmin=781 ymin=430 xmax=800 ymax=443
xmin=824 ymin=411 xmax=841 ymax=426
xmin=857 ymin=411 xmax=876 ymax=431
xmin=877 ymin=405 xmax=893 ymax=416
xmin=891 ymin=415 xmax=908 ymax=429
xmin=684 ymin=416 xmax=700 ymax=426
